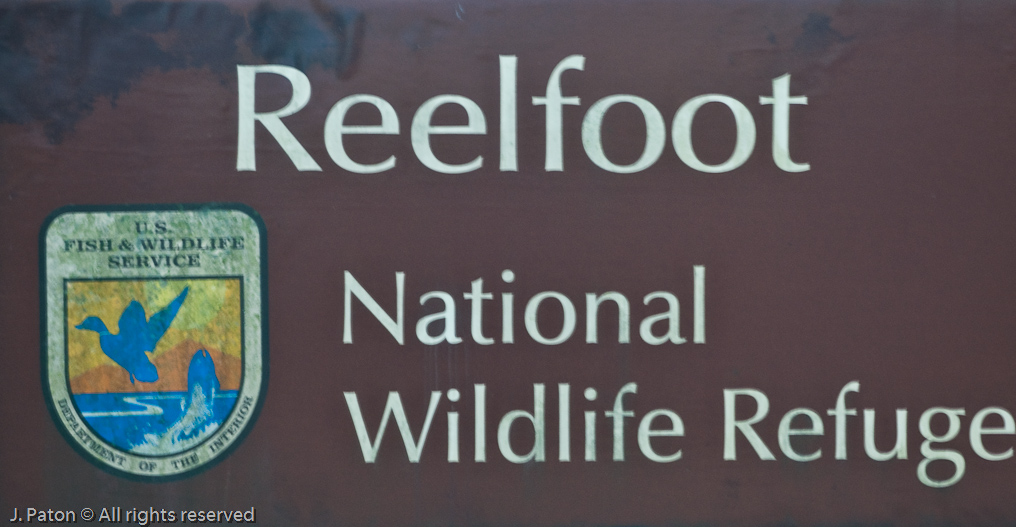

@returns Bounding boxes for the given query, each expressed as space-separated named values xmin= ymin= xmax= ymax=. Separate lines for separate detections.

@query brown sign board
xmin=2 ymin=0 xmax=1016 ymax=524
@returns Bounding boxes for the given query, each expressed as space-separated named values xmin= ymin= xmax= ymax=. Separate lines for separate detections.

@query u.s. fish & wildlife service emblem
xmin=40 ymin=204 xmax=267 ymax=479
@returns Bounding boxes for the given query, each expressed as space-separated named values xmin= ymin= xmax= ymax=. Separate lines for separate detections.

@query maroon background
xmin=3 ymin=0 xmax=1016 ymax=524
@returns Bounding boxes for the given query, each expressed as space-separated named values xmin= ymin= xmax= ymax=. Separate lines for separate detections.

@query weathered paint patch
xmin=0 ymin=0 xmax=361 ymax=143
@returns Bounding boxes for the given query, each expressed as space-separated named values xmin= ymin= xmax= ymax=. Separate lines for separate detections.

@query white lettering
xmin=411 ymin=95 xmax=487 ymax=173
xmin=532 ymin=55 xmax=585 ymax=171
xmin=236 ymin=65 xmax=321 ymax=171
xmin=723 ymin=388 xmax=775 ymax=460
xmin=344 ymin=391 xmax=442 ymax=462
xmin=759 ymin=73 xmax=810 ymax=172
xmin=497 ymin=384 xmax=546 ymax=463
xmin=343 ymin=271 xmax=404 ymax=344
xmin=323 ymin=94 xmax=399 ymax=173
xmin=672 ymin=94 xmax=756 ymax=173
xmin=582 ymin=95 xmax=665 ymax=173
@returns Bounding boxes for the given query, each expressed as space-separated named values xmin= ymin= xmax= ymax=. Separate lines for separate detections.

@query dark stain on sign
xmin=0 ymin=0 xmax=361 ymax=144
xmin=793 ymin=13 xmax=851 ymax=53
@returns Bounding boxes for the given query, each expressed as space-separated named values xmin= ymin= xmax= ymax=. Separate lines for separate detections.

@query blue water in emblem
xmin=74 ymin=390 xmax=238 ymax=455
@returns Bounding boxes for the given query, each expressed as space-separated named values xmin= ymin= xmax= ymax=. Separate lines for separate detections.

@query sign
xmin=40 ymin=204 xmax=267 ymax=479
xmin=2 ymin=0 xmax=1016 ymax=524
